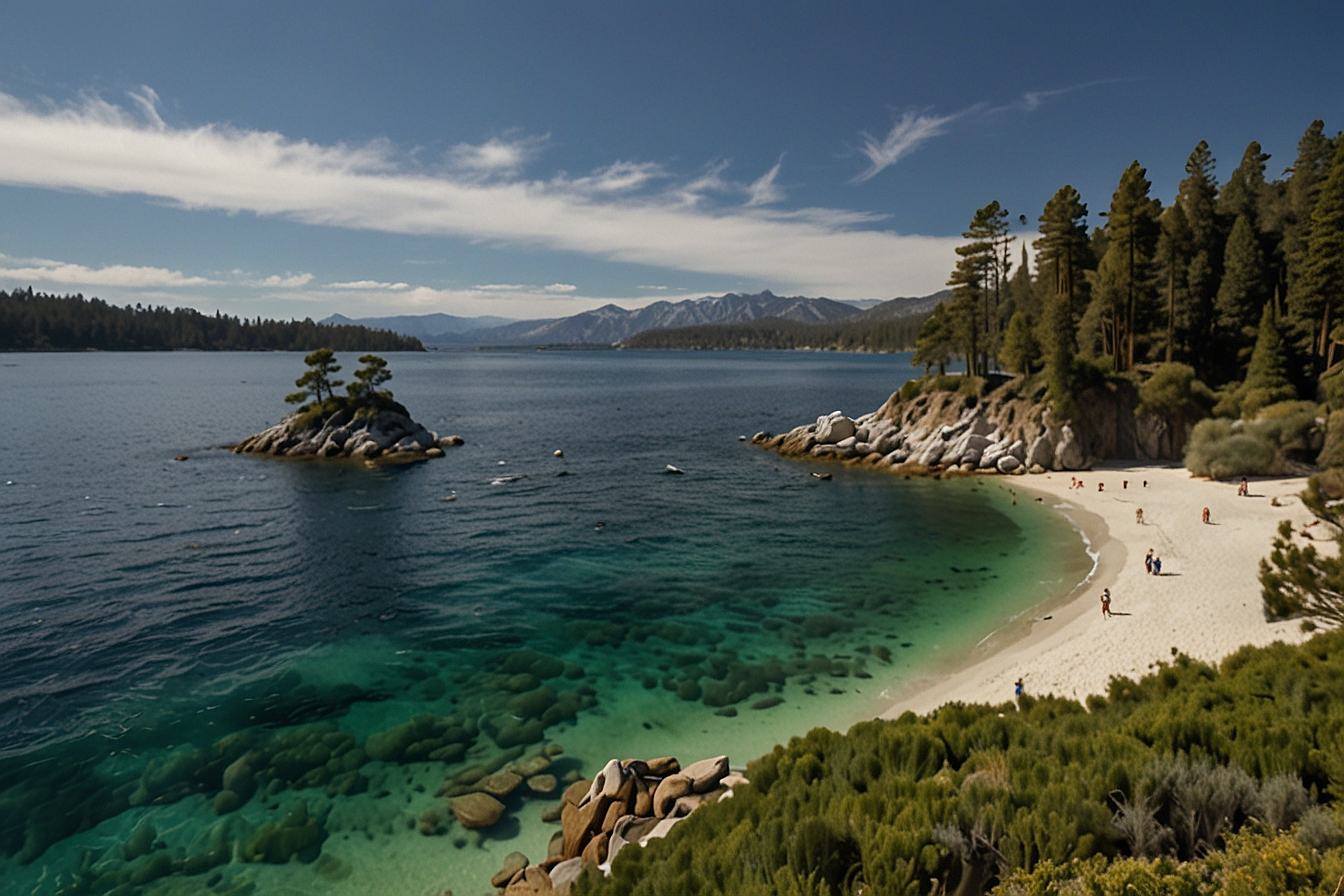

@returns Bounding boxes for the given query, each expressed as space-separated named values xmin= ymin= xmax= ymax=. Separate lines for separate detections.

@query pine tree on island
xmin=234 ymin=350 xmax=455 ymax=461
xmin=286 ymin=348 xmax=344 ymax=407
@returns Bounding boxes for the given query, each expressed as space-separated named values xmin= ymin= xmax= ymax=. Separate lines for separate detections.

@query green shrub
xmin=1241 ymin=385 xmax=1300 ymax=419
xmin=1316 ymin=411 xmax=1344 ymax=469
xmin=1296 ymin=807 xmax=1344 ymax=852
xmin=1319 ymin=362 xmax=1344 ymax=412
xmin=581 ymin=631 xmax=1344 ymax=896
xmin=1185 ymin=419 xmax=1277 ymax=479
xmin=1137 ymin=362 xmax=1216 ymax=423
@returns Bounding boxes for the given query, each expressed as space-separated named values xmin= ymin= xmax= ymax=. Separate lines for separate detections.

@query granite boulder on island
xmin=233 ymin=349 xmax=459 ymax=461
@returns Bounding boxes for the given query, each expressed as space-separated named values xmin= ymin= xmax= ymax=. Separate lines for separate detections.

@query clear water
xmin=0 ymin=350 xmax=1090 ymax=895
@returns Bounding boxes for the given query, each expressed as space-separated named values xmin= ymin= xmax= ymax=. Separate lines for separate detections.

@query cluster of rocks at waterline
xmin=232 ymin=398 xmax=463 ymax=461
xmin=422 ymin=742 xmax=572 ymax=835
xmin=755 ymin=376 xmax=1199 ymax=475
xmin=489 ymin=754 xmax=742 ymax=895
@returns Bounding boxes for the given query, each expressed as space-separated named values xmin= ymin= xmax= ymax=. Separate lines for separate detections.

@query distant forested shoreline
xmin=0 ymin=289 xmax=423 ymax=352
xmin=621 ymin=313 xmax=929 ymax=352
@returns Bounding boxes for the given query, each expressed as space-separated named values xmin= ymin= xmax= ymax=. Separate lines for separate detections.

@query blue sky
xmin=0 ymin=1 xmax=1341 ymax=320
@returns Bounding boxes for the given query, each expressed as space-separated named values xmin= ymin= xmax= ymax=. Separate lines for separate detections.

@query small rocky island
xmin=233 ymin=349 xmax=459 ymax=461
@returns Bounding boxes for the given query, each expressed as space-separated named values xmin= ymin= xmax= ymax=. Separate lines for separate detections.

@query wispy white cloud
xmin=746 ymin=158 xmax=785 ymax=206
xmin=125 ymin=86 xmax=166 ymax=130
xmin=0 ymin=89 xmax=960 ymax=298
xmin=448 ymin=133 xmax=548 ymax=177
xmin=852 ymin=80 xmax=1123 ymax=183
xmin=0 ymin=254 xmax=217 ymax=288
xmin=0 ymin=254 xmax=321 ymax=292
xmin=257 ymin=272 xmax=314 ymax=287
xmin=328 ymin=279 xmax=408 ymax=290
xmin=853 ymin=110 xmax=961 ymax=183
xmin=543 ymin=283 xmax=577 ymax=293
xmin=556 ymin=161 xmax=665 ymax=195
xmin=1017 ymin=78 xmax=1127 ymax=112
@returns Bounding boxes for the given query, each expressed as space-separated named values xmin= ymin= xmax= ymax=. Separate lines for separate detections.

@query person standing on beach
xmin=1145 ymin=549 xmax=1154 ymax=574
xmin=1239 ymin=477 xmax=1249 ymax=496
xmin=1136 ymin=508 xmax=1144 ymax=524
xmin=1015 ymin=678 xmax=1023 ymax=699
xmin=1202 ymin=507 xmax=1210 ymax=524
xmin=1101 ymin=588 xmax=1112 ymax=618
xmin=1153 ymin=556 xmax=1162 ymax=575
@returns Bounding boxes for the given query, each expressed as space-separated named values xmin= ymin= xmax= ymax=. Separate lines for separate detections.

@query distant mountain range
xmin=319 ymin=312 xmax=515 ymax=339
xmin=846 ymin=289 xmax=950 ymax=322
xmin=324 ymin=289 xmax=949 ymax=346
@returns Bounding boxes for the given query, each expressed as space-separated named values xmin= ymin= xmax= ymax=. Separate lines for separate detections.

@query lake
xmin=0 ymin=349 xmax=1089 ymax=895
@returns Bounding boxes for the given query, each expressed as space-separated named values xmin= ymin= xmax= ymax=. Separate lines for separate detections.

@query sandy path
xmin=882 ymin=463 xmax=1320 ymax=717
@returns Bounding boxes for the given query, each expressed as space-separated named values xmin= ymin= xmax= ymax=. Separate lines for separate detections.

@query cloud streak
xmin=746 ymin=158 xmax=785 ymax=206
xmin=0 ymin=90 xmax=957 ymax=298
xmin=0 ymin=255 xmax=217 ymax=288
xmin=853 ymin=111 xmax=960 ymax=182
xmin=448 ymin=133 xmax=548 ymax=177
xmin=852 ymin=80 xmax=1122 ymax=182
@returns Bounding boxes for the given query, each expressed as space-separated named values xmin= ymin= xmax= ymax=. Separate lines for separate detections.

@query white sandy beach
xmin=883 ymin=463 xmax=1323 ymax=717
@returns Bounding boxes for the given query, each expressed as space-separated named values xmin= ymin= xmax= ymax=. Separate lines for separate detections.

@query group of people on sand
xmin=1070 ymin=476 xmax=1150 ymax=491
xmin=1144 ymin=549 xmax=1162 ymax=576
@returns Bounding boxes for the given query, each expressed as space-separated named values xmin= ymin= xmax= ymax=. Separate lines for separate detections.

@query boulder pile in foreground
xmin=491 ymin=754 xmax=744 ymax=895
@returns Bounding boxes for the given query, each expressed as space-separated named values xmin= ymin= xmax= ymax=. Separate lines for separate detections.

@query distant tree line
xmin=0 ymin=289 xmax=423 ymax=352
xmin=915 ymin=119 xmax=1344 ymax=418
xmin=621 ymin=313 xmax=929 ymax=352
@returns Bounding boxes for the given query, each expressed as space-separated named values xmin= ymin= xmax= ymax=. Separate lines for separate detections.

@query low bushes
xmin=579 ymin=632 xmax=1344 ymax=896
xmin=1185 ymin=402 xmax=1325 ymax=479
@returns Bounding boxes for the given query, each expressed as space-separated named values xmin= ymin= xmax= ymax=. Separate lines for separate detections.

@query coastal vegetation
xmin=0 ymin=288 xmax=423 ymax=352
xmin=621 ymin=312 xmax=929 ymax=353
xmin=899 ymin=118 xmax=1344 ymax=482
xmin=578 ymin=630 xmax=1344 ymax=896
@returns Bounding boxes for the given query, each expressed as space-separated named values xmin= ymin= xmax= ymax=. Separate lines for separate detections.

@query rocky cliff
xmin=755 ymin=376 xmax=1193 ymax=475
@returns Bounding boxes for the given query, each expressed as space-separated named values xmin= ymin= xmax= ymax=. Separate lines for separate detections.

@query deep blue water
xmin=0 ymin=350 xmax=1088 ymax=895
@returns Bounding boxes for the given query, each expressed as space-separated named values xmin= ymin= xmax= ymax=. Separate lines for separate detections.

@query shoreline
xmin=880 ymin=463 xmax=1317 ymax=717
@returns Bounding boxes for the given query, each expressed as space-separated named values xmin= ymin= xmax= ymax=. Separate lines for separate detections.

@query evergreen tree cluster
xmin=917 ymin=120 xmax=1344 ymax=417
xmin=0 ymin=289 xmax=423 ymax=352
xmin=621 ymin=313 xmax=929 ymax=353
xmin=579 ymin=632 xmax=1344 ymax=896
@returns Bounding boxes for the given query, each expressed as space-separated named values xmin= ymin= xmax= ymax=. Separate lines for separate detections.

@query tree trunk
xmin=1127 ymin=228 xmax=1136 ymax=371
xmin=1320 ymin=299 xmax=1334 ymax=362
xmin=1166 ymin=258 xmax=1175 ymax=363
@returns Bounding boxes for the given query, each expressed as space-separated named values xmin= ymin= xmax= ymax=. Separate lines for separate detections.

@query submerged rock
xmin=451 ymin=792 xmax=506 ymax=829
xmin=239 ymin=801 xmax=326 ymax=863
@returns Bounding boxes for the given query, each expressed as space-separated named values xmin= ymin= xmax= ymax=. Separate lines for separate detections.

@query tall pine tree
xmin=1297 ymin=139 xmax=1344 ymax=369
xmin=1156 ymin=202 xmax=1192 ymax=362
xmin=1093 ymin=162 xmax=1161 ymax=371
xmin=1176 ymin=141 xmax=1223 ymax=378
xmin=1034 ymin=186 xmax=1091 ymax=322
xmin=1238 ymin=301 xmax=1297 ymax=416
xmin=1218 ymin=141 xmax=1270 ymax=224
xmin=947 ymin=202 xmax=1011 ymax=374
xmin=1283 ymin=121 xmax=1334 ymax=304
xmin=1213 ymin=214 xmax=1270 ymax=376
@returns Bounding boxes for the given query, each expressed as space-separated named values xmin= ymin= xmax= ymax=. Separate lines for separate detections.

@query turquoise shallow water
xmin=0 ymin=350 xmax=1090 ymax=895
